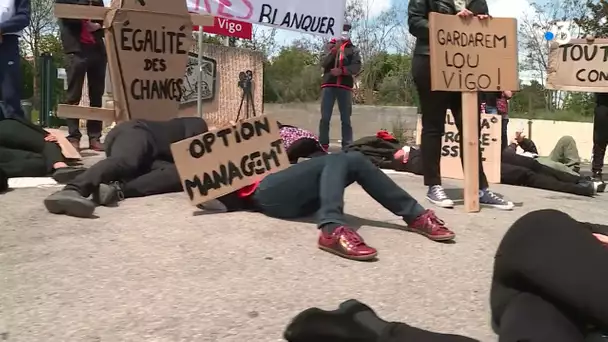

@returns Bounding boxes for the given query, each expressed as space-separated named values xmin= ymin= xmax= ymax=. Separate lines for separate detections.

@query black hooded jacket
xmin=408 ymin=0 xmax=489 ymax=55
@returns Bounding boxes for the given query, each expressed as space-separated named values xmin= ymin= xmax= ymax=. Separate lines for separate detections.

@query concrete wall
xmin=265 ymin=103 xmax=418 ymax=142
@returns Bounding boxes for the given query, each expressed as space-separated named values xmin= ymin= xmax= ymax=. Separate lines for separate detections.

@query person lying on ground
xmin=201 ymin=151 xmax=455 ymax=261
xmin=507 ymin=131 xmax=581 ymax=176
xmin=278 ymin=122 xmax=327 ymax=164
xmin=283 ymin=209 xmax=608 ymax=342
xmin=0 ymin=116 xmax=85 ymax=183
xmin=344 ymin=131 xmax=514 ymax=209
xmin=43 ymin=117 xmax=208 ymax=218
xmin=346 ymin=132 xmax=603 ymax=197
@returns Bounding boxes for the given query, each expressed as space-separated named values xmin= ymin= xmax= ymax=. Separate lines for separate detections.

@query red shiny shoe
xmin=318 ymin=226 xmax=378 ymax=261
xmin=407 ymin=209 xmax=455 ymax=241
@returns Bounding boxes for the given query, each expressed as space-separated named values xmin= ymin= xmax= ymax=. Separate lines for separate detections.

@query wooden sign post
xmin=54 ymin=0 xmax=214 ymax=123
xmin=546 ymin=38 xmax=608 ymax=92
xmin=428 ymin=13 xmax=518 ymax=212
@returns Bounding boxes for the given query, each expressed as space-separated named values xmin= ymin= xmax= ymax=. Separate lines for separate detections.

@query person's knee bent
xmin=558 ymin=135 xmax=575 ymax=145
xmin=503 ymin=209 xmax=576 ymax=249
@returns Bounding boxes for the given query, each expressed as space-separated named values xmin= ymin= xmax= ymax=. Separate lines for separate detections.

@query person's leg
xmin=0 ymin=36 xmax=25 ymax=119
xmin=549 ymin=136 xmax=581 ymax=172
xmin=503 ymin=152 xmax=582 ymax=184
xmin=592 ymin=104 xmax=608 ymax=179
xmin=0 ymin=119 xmax=46 ymax=152
xmin=64 ymin=52 xmax=87 ymax=144
xmin=501 ymin=117 xmax=509 ymax=152
xmin=319 ymin=151 xmax=455 ymax=241
xmin=318 ymin=87 xmax=337 ymax=147
xmin=0 ymin=147 xmax=47 ymax=177
xmin=491 ymin=209 xmax=608 ymax=331
xmin=121 ymin=160 xmax=183 ymax=198
xmin=412 ymin=54 xmax=453 ymax=208
xmin=485 ymin=106 xmax=498 ymax=114
xmin=519 ymin=169 xmax=593 ymax=196
xmin=497 ymin=292 xmax=586 ymax=342
xmin=84 ymin=48 xmax=106 ymax=151
xmin=537 ymin=156 xmax=581 ymax=176
xmin=335 ymin=88 xmax=353 ymax=147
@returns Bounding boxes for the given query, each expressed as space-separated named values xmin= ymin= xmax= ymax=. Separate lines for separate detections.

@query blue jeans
xmin=486 ymin=106 xmax=498 ymax=114
xmin=252 ymin=151 xmax=425 ymax=227
xmin=319 ymin=87 xmax=353 ymax=147
xmin=0 ymin=36 xmax=24 ymax=119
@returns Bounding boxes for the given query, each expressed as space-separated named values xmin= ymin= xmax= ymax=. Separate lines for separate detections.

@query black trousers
xmin=412 ymin=54 xmax=488 ymax=189
xmin=64 ymin=45 xmax=106 ymax=141
xmin=65 ymin=123 xmax=182 ymax=197
xmin=252 ymin=151 xmax=426 ymax=227
xmin=491 ymin=209 xmax=608 ymax=341
xmin=500 ymin=152 xmax=591 ymax=196
xmin=0 ymin=118 xmax=63 ymax=177
xmin=0 ymin=36 xmax=24 ymax=119
xmin=592 ymin=103 xmax=608 ymax=173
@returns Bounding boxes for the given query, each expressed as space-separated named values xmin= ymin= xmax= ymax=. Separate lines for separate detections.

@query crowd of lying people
xmin=1 ymin=114 xmax=607 ymax=341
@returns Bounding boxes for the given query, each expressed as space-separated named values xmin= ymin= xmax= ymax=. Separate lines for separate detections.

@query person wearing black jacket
xmin=58 ymin=0 xmax=107 ymax=152
xmin=319 ymin=24 xmax=361 ymax=149
xmin=284 ymin=210 xmax=608 ymax=342
xmin=408 ymin=0 xmax=513 ymax=211
xmin=44 ymin=117 xmax=208 ymax=218
xmin=592 ymin=93 xmax=608 ymax=180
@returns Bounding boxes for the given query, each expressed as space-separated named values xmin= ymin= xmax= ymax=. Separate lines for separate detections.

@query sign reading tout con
xmin=171 ymin=115 xmax=290 ymax=205
xmin=416 ymin=112 xmax=502 ymax=183
xmin=187 ymin=0 xmax=345 ymax=38
xmin=546 ymin=39 xmax=608 ymax=92
xmin=429 ymin=12 xmax=519 ymax=92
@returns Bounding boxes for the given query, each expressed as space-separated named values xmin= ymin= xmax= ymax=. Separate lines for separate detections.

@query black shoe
xmin=593 ymin=171 xmax=603 ymax=181
xmin=51 ymin=167 xmax=86 ymax=184
xmin=44 ymin=189 xmax=96 ymax=217
xmin=595 ymin=181 xmax=606 ymax=193
xmin=284 ymin=299 xmax=380 ymax=342
xmin=93 ymin=182 xmax=124 ymax=206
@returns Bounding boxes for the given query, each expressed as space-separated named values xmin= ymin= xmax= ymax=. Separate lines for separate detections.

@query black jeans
xmin=592 ymin=104 xmax=608 ymax=173
xmin=412 ymin=55 xmax=489 ymax=189
xmin=0 ymin=36 xmax=24 ymax=119
xmin=501 ymin=118 xmax=509 ymax=152
xmin=64 ymin=45 xmax=106 ymax=141
xmin=252 ymin=151 xmax=426 ymax=227
xmin=121 ymin=160 xmax=183 ymax=198
xmin=491 ymin=210 xmax=608 ymax=341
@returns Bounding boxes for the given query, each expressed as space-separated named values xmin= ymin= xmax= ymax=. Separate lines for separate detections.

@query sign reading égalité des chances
xmin=429 ymin=13 xmax=519 ymax=92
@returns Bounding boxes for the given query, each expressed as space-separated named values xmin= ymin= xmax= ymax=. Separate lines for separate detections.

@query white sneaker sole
xmin=426 ymin=196 xmax=454 ymax=208
xmin=481 ymin=201 xmax=514 ymax=210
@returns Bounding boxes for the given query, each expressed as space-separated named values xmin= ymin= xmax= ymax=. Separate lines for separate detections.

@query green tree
xmin=562 ymin=92 xmax=595 ymax=117
xmin=575 ymin=0 xmax=608 ymax=37
xmin=264 ymin=46 xmax=321 ymax=102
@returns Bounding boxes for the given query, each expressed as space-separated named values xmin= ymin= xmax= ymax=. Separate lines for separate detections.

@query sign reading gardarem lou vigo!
xmin=546 ymin=39 xmax=608 ymax=92
xmin=429 ymin=13 xmax=519 ymax=92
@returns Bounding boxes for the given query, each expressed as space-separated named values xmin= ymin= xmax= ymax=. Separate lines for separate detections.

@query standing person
xmin=408 ymin=0 xmax=514 ymax=210
xmin=58 ymin=0 xmax=106 ymax=152
xmin=482 ymin=91 xmax=512 ymax=151
xmin=318 ymin=23 xmax=361 ymax=149
xmin=592 ymin=93 xmax=608 ymax=181
xmin=0 ymin=0 xmax=30 ymax=119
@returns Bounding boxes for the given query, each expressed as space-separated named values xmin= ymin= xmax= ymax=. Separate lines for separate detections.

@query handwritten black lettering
xmin=120 ymin=25 xmax=187 ymax=54
xmin=441 ymin=117 xmax=495 ymax=161
xmin=444 ymin=52 xmax=480 ymax=69
xmin=562 ymin=44 xmax=608 ymax=62
xmin=144 ymin=58 xmax=167 ymax=72
xmin=183 ymin=139 xmax=284 ymax=199
xmin=442 ymin=70 xmax=497 ymax=90
xmin=436 ymin=29 xmax=507 ymax=48
xmin=258 ymin=4 xmax=334 ymax=35
xmin=130 ymin=78 xmax=183 ymax=101
xmin=575 ymin=68 xmax=608 ymax=83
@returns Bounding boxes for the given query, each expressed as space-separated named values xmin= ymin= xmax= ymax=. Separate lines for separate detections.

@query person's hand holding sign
xmin=456 ymin=9 xmax=473 ymax=17
xmin=477 ymin=14 xmax=491 ymax=20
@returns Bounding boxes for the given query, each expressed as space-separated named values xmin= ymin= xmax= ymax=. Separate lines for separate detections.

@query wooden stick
xmin=461 ymin=92 xmax=480 ymax=212
xmin=56 ymin=104 xmax=115 ymax=121
xmin=103 ymin=8 xmax=130 ymax=122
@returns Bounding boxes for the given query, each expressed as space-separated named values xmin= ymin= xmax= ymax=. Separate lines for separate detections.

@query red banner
xmin=193 ymin=17 xmax=253 ymax=40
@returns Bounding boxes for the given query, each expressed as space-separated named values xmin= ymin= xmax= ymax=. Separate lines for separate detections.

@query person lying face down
xmin=200 ymin=150 xmax=456 ymax=261
xmin=0 ymin=116 xmax=86 ymax=183
xmin=43 ymin=117 xmax=209 ymax=218
xmin=283 ymin=210 xmax=608 ymax=342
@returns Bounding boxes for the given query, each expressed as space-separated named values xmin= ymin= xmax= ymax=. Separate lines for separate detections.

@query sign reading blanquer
xmin=170 ymin=115 xmax=290 ymax=205
xmin=429 ymin=13 xmax=519 ymax=92
xmin=546 ymin=39 xmax=608 ymax=92
xmin=186 ymin=0 xmax=345 ymax=38
xmin=112 ymin=1 xmax=193 ymax=121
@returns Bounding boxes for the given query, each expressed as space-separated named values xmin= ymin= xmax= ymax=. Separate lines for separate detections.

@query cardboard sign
xmin=546 ymin=39 xmax=608 ymax=92
xmin=181 ymin=52 xmax=217 ymax=104
xmin=415 ymin=112 xmax=501 ymax=183
xmin=170 ymin=115 xmax=290 ymax=205
xmin=187 ymin=0 xmax=346 ymax=38
xmin=428 ymin=12 xmax=519 ymax=92
xmin=195 ymin=17 xmax=253 ymax=40
xmin=45 ymin=129 xmax=82 ymax=160
xmin=111 ymin=1 xmax=193 ymax=121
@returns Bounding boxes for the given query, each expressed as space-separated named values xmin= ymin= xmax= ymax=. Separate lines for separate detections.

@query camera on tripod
xmin=236 ymin=70 xmax=256 ymax=121
xmin=238 ymin=70 xmax=253 ymax=89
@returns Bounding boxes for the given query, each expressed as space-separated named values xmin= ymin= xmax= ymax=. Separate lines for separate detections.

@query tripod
xmin=236 ymin=70 xmax=256 ymax=121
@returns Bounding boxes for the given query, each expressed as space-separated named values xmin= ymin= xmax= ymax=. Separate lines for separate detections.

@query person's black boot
xmin=593 ymin=170 xmax=603 ymax=182
xmin=93 ymin=182 xmax=124 ymax=206
xmin=44 ymin=189 xmax=96 ymax=217
xmin=51 ymin=166 xmax=87 ymax=184
xmin=284 ymin=299 xmax=383 ymax=342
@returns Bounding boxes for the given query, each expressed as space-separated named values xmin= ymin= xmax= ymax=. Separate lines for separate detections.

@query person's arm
xmin=320 ymin=42 xmax=337 ymax=70
xmin=518 ymin=138 xmax=538 ymax=154
xmin=581 ymin=222 xmax=608 ymax=236
xmin=407 ymin=0 xmax=429 ymax=40
xmin=342 ymin=46 xmax=361 ymax=76
xmin=0 ymin=0 xmax=30 ymax=34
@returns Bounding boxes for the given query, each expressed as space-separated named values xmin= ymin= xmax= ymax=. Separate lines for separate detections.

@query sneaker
xmin=93 ymin=182 xmax=124 ymax=206
xmin=67 ymin=138 xmax=81 ymax=152
xmin=595 ymin=181 xmax=606 ymax=193
xmin=406 ymin=209 xmax=455 ymax=241
xmin=593 ymin=171 xmax=603 ymax=182
xmin=44 ymin=189 xmax=96 ymax=217
xmin=318 ymin=226 xmax=378 ymax=261
xmin=426 ymin=185 xmax=454 ymax=208
xmin=479 ymin=189 xmax=514 ymax=210
xmin=88 ymin=139 xmax=105 ymax=152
